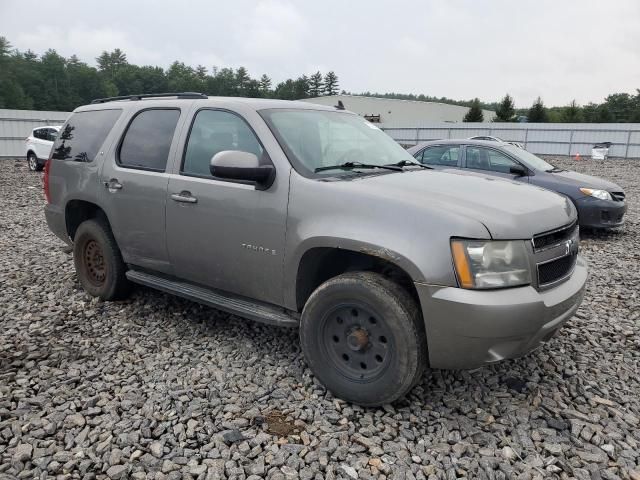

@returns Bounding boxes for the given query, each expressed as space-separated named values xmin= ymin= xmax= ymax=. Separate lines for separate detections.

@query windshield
xmin=260 ymin=109 xmax=416 ymax=176
xmin=503 ymin=145 xmax=555 ymax=171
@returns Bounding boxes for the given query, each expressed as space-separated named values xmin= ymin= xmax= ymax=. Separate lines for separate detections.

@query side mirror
xmin=510 ymin=165 xmax=527 ymax=176
xmin=209 ymin=151 xmax=275 ymax=189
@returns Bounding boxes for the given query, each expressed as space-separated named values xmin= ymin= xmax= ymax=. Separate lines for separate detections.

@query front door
xmin=463 ymin=145 xmax=530 ymax=182
xmin=165 ymin=108 xmax=289 ymax=306
xmin=100 ymin=108 xmax=183 ymax=274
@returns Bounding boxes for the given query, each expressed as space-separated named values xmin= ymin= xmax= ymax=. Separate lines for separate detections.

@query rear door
xmin=99 ymin=108 xmax=184 ymax=274
xmin=462 ymin=145 xmax=530 ymax=182
xmin=413 ymin=144 xmax=462 ymax=170
xmin=33 ymin=128 xmax=50 ymax=158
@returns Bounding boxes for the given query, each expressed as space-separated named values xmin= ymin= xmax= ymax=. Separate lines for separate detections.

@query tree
xmin=527 ymin=97 xmax=548 ymax=122
xmin=96 ymin=49 xmax=127 ymax=79
xmin=463 ymin=98 xmax=484 ymax=122
xmin=561 ymin=100 xmax=583 ymax=122
xmin=258 ymin=74 xmax=272 ymax=96
xmin=309 ymin=71 xmax=323 ymax=97
xmin=494 ymin=94 xmax=515 ymax=122
xmin=324 ymin=71 xmax=339 ymax=96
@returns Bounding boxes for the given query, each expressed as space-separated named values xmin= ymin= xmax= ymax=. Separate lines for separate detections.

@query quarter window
xmin=182 ymin=110 xmax=264 ymax=177
xmin=465 ymin=146 xmax=519 ymax=173
xmin=118 ymin=109 xmax=180 ymax=171
xmin=417 ymin=146 xmax=460 ymax=166
xmin=52 ymin=109 xmax=122 ymax=163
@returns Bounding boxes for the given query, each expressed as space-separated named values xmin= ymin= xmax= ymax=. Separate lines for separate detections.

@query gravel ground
xmin=0 ymin=156 xmax=638 ymax=480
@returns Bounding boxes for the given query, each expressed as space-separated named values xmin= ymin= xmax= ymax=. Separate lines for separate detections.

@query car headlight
xmin=579 ymin=188 xmax=611 ymax=201
xmin=451 ymin=239 xmax=531 ymax=289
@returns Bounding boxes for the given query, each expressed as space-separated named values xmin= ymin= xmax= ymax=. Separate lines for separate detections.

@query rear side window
xmin=52 ymin=109 xmax=122 ymax=162
xmin=118 ymin=109 xmax=180 ymax=171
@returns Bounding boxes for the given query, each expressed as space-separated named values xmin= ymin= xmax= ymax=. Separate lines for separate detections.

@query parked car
xmin=44 ymin=93 xmax=587 ymax=406
xmin=409 ymin=139 xmax=626 ymax=229
xmin=25 ymin=126 xmax=61 ymax=171
xmin=468 ymin=135 xmax=525 ymax=149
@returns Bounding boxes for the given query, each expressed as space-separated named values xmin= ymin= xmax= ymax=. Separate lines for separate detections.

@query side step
xmin=126 ymin=270 xmax=299 ymax=328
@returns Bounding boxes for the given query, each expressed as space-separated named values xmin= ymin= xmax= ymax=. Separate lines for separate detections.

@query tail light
xmin=44 ymin=159 xmax=51 ymax=203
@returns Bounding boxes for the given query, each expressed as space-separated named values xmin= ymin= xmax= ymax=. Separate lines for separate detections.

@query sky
xmin=1 ymin=0 xmax=639 ymax=107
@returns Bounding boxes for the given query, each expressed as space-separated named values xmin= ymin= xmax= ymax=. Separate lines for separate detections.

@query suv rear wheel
xmin=27 ymin=152 xmax=41 ymax=172
xmin=300 ymin=272 xmax=427 ymax=406
xmin=73 ymin=218 xmax=131 ymax=300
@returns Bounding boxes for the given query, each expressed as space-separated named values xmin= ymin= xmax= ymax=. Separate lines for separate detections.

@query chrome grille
xmin=532 ymin=221 xmax=580 ymax=289
xmin=532 ymin=221 xmax=578 ymax=251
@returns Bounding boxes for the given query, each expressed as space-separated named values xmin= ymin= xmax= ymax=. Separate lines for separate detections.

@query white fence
xmin=380 ymin=123 xmax=640 ymax=158
xmin=0 ymin=109 xmax=71 ymax=158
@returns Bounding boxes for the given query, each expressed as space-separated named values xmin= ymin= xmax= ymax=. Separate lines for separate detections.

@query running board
xmin=126 ymin=270 xmax=299 ymax=328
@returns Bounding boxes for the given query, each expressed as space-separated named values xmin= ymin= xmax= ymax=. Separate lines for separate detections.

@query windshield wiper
xmin=385 ymin=160 xmax=433 ymax=169
xmin=314 ymin=161 xmax=403 ymax=173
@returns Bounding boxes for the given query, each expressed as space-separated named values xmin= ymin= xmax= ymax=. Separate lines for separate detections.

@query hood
xmin=545 ymin=170 xmax=623 ymax=192
xmin=345 ymin=169 xmax=576 ymax=239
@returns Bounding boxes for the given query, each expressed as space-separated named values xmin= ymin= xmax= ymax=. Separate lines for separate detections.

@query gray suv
xmin=44 ymin=93 xmax=587 ymax=406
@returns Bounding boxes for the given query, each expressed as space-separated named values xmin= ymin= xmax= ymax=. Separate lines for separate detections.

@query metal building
xmin=299 ymin=95 xmax=496 ymax=125
xmin=0 ymin=109 xmax=71 ymax=158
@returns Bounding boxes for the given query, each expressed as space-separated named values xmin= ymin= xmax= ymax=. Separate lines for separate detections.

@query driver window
xmin=183 ymin=110 xmax=264 ymax=177
xmin=466 ymin=146 xmax=518 ymax=173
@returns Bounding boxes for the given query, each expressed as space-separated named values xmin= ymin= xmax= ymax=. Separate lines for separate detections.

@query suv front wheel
xmin=300 ymin=272 xmax=427 ymax=406
xmin=73 ymin=218 xmax=131 ymax=300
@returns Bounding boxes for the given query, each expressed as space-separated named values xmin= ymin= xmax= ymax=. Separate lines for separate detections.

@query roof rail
xmin=90 ymin=92 xmax=208 ymax=104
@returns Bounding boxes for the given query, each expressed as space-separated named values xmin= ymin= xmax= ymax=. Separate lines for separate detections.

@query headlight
xmin=451 ymin=239 xmax=531 ymax=289
xmin=579 ymin=188 xmax=611 ymax=201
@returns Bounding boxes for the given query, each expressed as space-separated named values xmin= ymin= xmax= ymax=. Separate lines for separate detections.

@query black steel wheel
xmin=73 ymin=218 xmax=131 ymax=300
xmin=300 ymin=272 xmax=427 ymax=406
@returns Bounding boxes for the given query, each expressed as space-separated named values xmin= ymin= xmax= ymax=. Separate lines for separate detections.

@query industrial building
xmin=299 ymin=94 xmax=496 ymax=125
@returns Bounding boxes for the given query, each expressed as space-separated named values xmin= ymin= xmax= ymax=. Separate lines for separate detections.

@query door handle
xmin=171 ymin=191 xmax=197 ymax=204
xmin=104 ymin=179 xmax=123 ymax=191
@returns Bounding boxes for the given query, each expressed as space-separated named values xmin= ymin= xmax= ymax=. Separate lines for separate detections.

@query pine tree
xmin=528 ymin=97 xmax=548 ymax=122
xmin=324 ymin=71 xmax=339 ymax=96
xmin=494 ymin=94 xmax=515 ymax=122
xmin=561 ymin=100 xmax=583 ymax=122
xmin=463 ymin=98 xmax=484 ymax=122
xmin=309 ymin=71 xmax=323 ymax=97
xmin=258 ymin=74 xmax=272 ymax=95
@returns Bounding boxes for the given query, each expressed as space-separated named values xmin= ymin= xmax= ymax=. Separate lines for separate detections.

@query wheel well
xmin=65 ymin=200 xmax=109 ymax=240
xmin=27 ymin=150 xmax=35 ymax=157
xmin=296 ymin=247 xmax=419 ymax=311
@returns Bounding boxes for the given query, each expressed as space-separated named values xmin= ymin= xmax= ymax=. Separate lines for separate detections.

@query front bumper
xmin=416 ymin=255 xmax=588 ymax=370
xmin=576 ymin=196 xmax=626 ymax=228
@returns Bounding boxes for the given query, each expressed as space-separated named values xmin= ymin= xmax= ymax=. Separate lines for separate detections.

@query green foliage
xmin=528 ymin=97 xmax=548 ymax=122
xmin=324 ymin=71 xmax=339 ymax=96
xmin=494 ymin=94 xmax=516 ymax=122
xmin=561 ymin=100 xmax=583 ymax=123
xmin=0 ymin=37 xmax=340 ymax=110
xmin=463 ymin=98 xmax=484 ymax=122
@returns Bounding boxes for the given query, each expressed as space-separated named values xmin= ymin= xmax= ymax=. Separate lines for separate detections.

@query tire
xmin=27 ymin=152 xmax=42 ymax=172
xmin=73 ymin=218 xmax=131 ymax=300
xmin=300 ymin=272 xmax=427 ymax=406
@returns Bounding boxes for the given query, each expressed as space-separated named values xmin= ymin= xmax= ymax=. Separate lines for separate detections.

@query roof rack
xmin=91 ymin=92 xmax=208 ymax=104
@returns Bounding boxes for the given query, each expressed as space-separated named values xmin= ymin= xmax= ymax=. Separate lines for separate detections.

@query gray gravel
xmin=1 ymin=156 xmax=639 ymax=480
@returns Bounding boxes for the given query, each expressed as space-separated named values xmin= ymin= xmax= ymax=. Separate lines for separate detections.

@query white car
xmin=25 ymin=126 xmax=61 ymax=171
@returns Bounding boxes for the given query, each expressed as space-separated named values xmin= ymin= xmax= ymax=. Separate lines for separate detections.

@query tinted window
xmin=465 ymin=146 xmax=518 ymax=173
xmin=33 ymin=129 xmax=45 ymax=140
xmin=183 ymin=110 xmax=264 ymax=177
xmin=52 ymin=109 xmax=122 ymax=162
xmin=46 ymin=128 xmax=58 ymax=142
xmin=418 ymin=145 xmax=460 ymax=166
xmin=118 ymin=109 xmax=180 ymax=171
